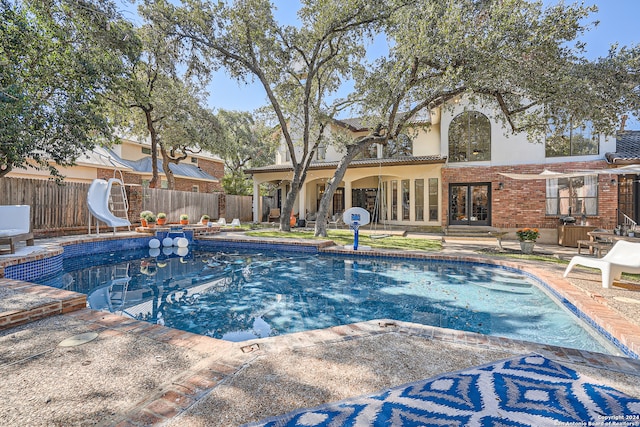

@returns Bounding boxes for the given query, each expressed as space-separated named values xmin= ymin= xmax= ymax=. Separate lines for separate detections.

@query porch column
xmin=252 ymin=180 xmax=260 ymax=223
xmin=344 ymin=180 xmax=352 ymax=209
xmin=298 ymin=184 xmax=306 ymax=219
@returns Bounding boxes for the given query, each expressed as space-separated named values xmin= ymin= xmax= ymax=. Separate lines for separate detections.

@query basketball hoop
xmin=343 ymin=207 xmax=371 ymax=251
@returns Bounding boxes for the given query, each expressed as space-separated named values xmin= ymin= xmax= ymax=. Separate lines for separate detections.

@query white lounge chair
xmin=0 ymin=205 xmax=35 ymax=254
xmin=230 ymin=218 xmax=241 ymax=228
xmin=563 ymin=240 xmax=640 ymax=288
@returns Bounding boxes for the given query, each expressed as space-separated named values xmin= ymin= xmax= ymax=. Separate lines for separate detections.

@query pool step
xmin=0 ymin=279 xmax=86 ymax=330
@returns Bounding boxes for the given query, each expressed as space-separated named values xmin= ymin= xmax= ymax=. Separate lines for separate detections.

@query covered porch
xmin=246 ymin=157 xmax=446 ymax=227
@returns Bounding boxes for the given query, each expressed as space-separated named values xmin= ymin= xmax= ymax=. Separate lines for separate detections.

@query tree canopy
xmin=106 ymin=19 xmax=217 ymax=189
xmin=146 ymin=0 xmax=399 ymax=229
xmin=355 ymin=0 xmax=640 ymax=137
xmin=3 ymin=0 xmax=638 ymax=229
xmin=214 ymin=109 xmax=278 ymax=195
xmin=310 ymin=0 xmax=639 ymax=235
xmin=0 ymin=0 xmax=137 ymax=179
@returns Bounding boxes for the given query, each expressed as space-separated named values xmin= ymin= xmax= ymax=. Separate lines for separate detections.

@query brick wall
xmin=442 ymin=160 xmax=618 ymax=232
xmin=127 ymin=186 xmax=143 ymax=223
xmin=197 ymin=158 xmax=225 ymax=181
xmin=97 ymin=168 xmax=143 ymax=186
xmin=173 ymin=178 xmax=223 ymax=193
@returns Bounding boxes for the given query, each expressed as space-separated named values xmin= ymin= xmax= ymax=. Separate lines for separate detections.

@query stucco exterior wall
xmin=8 ymin=164 xmax=99 ymax=183
xmin=118 ymin=140 xmax=149 ymax=161
xmin=439 ymin=98 xmax=617 ymax=167
xmin=412 ymin=125 xmax=441 ymax=157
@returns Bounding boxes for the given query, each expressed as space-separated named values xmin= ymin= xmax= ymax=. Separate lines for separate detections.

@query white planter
xmin=519 ymin=241 xmax=535 ymax=254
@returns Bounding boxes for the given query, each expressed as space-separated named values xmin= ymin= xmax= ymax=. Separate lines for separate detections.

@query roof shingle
xmin=607 ymin=131 xmax=640 ymax=164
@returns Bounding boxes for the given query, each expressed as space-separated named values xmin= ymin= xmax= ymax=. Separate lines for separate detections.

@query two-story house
xmin=246 ymin=98 xmax=640 ymax=242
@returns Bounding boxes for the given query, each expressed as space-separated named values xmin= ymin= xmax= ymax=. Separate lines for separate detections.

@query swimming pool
xmin=35 ymin=245 xmax=617 ymax=354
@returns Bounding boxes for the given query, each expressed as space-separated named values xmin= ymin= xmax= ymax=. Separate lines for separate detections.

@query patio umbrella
xmin=498 ymin=169 xmax=589 ymax=180
xmin=499 ymin=164 xmax=640 ymax=181
xmin=574 ymin=164 xmax=640 ymax=175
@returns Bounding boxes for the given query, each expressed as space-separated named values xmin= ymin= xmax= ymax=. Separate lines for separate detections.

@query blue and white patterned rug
xmin=245 ymin=354 xmax=640 ymax=426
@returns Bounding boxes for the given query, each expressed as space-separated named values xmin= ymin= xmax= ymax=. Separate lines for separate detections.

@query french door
xmin=449 ymin=183 xmax=491 ymax=226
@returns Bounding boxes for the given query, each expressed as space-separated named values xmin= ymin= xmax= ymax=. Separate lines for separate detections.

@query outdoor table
xmin=580 ymin=231 xmax=640 ymax=257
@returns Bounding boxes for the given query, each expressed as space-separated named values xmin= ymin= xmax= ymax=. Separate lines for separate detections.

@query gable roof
xmin=606 ymin=131 xmax=640 ymax=164
xmin=110 ymin=150 xmax=219 ymax=181
xmin=75 ymin=147 xmax=133 ymax=171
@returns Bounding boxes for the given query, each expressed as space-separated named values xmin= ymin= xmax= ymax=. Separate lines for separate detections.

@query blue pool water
xmin=36 ymin=246 xmax=616 ymax=354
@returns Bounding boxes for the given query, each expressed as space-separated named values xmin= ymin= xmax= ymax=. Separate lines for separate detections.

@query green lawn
xmin=245 ymin=229 xmax=442 ymax=251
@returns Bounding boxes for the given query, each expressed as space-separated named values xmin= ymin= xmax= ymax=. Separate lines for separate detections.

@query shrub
xmin=180 ymin=214 xmax=189 ymax=220
xmin=157 ymin=212 xmax=167 ymax=219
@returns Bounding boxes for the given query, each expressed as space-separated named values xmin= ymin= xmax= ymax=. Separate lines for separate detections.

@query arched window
xmin=448 ymin=111 xmax=491 ymax=162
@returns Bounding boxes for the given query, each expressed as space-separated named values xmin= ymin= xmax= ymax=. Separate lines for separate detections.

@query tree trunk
xmin=278 ymin=160 xmax=313 ymax=231
xmin=144 ymin=108 xmax=160 ymax=189
xmin=0 ymin=165 xmax=12 ymax=178
xmin=279 ymin=188 xmax=297 ymax=231
xmin=315 ymin=155 xmax=353 ymax=238
xmin=160 ymin=144 xmax=176 ymax=190
xmin=315 ymin=139 xmax=382 ymax=237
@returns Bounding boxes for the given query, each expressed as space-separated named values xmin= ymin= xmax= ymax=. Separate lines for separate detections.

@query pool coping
xmin=0 ymin=279 xmax=86 ymax=330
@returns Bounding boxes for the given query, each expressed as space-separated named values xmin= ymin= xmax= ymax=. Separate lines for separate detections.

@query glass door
xmin=449 ymin=183 xmax=491 ymax=226
xmin=618 ymin=175 xmax=639 ymax=224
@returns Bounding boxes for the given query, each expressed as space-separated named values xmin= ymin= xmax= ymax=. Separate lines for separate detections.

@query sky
xmin=119 ymin=1 xmax=640 ymax=123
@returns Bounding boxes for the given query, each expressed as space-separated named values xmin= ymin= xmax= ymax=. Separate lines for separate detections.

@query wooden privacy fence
xmin=225 ymin=194 xmax=253 ymax=222
xmin=141 ymin=188 xmax=220 ymax=223
xmin=140 ymin=189 xmax=252 ymax=223
xmin=0 ymin=177 xmax=253 ymax=234
xmin=0 ymin=178 xmax=91 ymax=231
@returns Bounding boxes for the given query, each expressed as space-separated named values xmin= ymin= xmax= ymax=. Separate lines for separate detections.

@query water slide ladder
xmin=108 ymin=168 xmax=130 ymax=223
xmin=87 ymin=156 xmax=132 ymax=235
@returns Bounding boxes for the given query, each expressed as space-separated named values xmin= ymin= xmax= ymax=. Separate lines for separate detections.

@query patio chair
xmin=563 ymin=240 xmax=640 ymax=288
xmin=268 ymin=208 xmax=280 ymax=222
xmin=0 ymin=205 xmax=35 ymax=254
xmin=217 ymin=218 xmax=227 ymax=226
xmin=230 ymin=218 xmax=241 ymax=228
xmin=328 ymin=212 xmax=343 ymax=229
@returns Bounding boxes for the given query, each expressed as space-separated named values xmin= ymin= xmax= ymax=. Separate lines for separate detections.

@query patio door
xmin=618 ymin=174 xmax=639 ymax=224
xmin=449 ymin=183 xmax=491 ymax=226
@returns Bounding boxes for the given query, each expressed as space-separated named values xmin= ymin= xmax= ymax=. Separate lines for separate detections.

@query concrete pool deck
xmin=1 ymin=233 xmax=640 ymax=426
